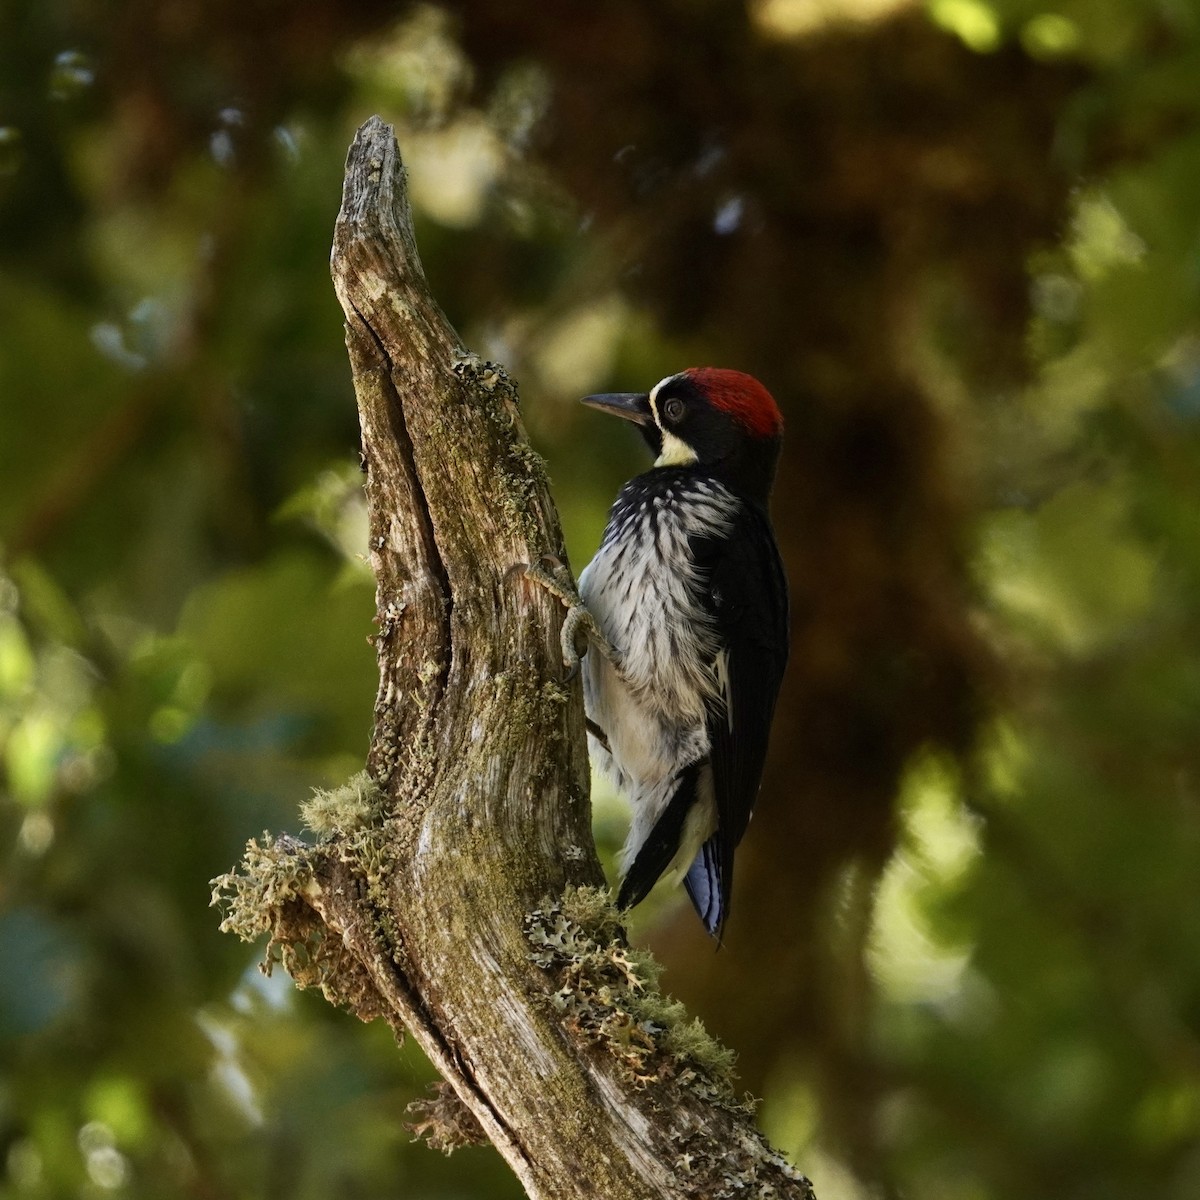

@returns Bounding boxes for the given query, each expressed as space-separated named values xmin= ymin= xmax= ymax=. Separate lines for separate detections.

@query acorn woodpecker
xmin=576 ymin=368 xmax=789 ymax=939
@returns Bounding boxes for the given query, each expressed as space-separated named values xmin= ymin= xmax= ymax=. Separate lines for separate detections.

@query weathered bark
xmin=213 ymin=116 xmax=816 ymax=1200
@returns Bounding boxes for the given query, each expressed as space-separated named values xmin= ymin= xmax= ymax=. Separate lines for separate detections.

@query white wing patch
xmin=714 ymin=648 xmax=733 ymax=732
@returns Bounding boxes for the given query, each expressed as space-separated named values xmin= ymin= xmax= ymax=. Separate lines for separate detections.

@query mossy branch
xmin=211 ymin=115 xmax=816 ymax=1200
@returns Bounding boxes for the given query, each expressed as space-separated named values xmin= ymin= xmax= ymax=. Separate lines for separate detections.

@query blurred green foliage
xmin=2 ymin=0 xmax=1200 ymax=1198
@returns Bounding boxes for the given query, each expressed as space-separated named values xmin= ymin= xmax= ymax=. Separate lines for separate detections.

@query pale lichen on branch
xmin=407 ymin=1081 xmax=489 ymax=1154
xmin=525 ymin=886 xmax=745 ymax=1106
xmin=450 ymin=350 xmax=554 ymax=549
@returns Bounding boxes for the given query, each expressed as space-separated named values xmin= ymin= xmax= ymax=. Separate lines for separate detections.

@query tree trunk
xmin=212 ymin=115 xmax=817 ymax=1200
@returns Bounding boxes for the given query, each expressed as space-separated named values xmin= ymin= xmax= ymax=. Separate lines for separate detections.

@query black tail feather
xmin=616 ymin=763 xmax=701 ymax=912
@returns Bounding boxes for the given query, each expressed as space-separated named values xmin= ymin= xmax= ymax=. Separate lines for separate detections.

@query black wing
xmin=685 ymin=500 xmax=789 ymax=938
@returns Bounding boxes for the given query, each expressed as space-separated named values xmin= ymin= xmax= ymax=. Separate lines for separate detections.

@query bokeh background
xmin=3 ymin=0 xmax=1200 ymax=1197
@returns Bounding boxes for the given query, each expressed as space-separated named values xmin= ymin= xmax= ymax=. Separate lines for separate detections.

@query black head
xmin=581 ymin=368 xmax=784 ymax=504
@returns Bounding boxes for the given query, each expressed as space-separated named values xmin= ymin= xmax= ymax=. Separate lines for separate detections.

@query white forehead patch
xmin=648 ymin=373 xmax=681 ymax=406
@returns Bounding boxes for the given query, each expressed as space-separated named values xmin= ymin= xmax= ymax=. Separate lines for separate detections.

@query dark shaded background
xmin=3 ymin=1 xmax=1200 ymax=1197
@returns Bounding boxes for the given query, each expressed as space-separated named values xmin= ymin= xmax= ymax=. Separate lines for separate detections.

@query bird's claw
xmin=515 ymin=555 xmax=615 ymax=681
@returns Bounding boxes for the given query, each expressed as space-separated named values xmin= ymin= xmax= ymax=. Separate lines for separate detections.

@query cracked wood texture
xmin=316 ymin=115 xmax=817 ymax=1200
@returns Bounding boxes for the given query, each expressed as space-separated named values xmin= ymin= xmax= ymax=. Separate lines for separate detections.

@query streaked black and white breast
xmin=578 ymin=469 xmax=738 ymax=885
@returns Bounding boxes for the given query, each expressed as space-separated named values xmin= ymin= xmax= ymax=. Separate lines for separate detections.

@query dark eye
xmin=663 ymin=396 xmax=685 ymax=423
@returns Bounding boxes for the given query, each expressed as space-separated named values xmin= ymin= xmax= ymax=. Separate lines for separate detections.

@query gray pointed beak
xmin=580 ymin=392 xmax=652 ymax=426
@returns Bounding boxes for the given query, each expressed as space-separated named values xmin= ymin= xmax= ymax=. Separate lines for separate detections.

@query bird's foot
xmin=515 ymin=555 xmax=616 ymax=681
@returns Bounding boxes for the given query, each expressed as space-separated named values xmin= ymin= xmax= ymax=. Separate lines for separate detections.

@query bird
xmin=573 ymin=367 xmax=789 ymax=939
